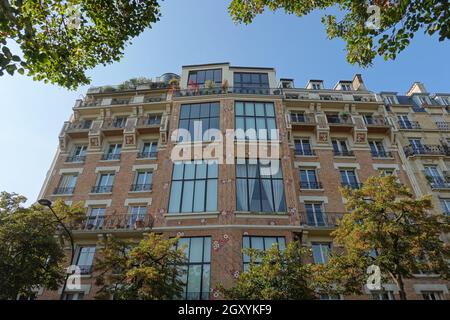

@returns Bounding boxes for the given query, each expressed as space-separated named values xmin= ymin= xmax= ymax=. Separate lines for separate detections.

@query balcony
xmin=73 ymin=214 xmax=154 ymax=231
xmin=290 ymin=113 xmax=316 ymax=125
xmin=294 ymin=149 xmax=316 ymax=156
xmin=91 ymin=185 xmax=113 ymax=193
xmin=326 ymin=115 xmax=353 ymax=125
xmin=65 ymin=120 xmax=92 ymax=138
xmin=341 ymin=182 xmax=363 ymax=189
xmin=66 ymin=155 xmax=86 ymax=163
xmin=174 ymin=87 xmax=283 ymax=97
xmin=53 ymin=187 xmax=75 ymax=195
xmin=130 ymin=184 xmax=152 ymax=192
xmin=101 ymin=153 xmax=121 ymax=161
xmin=435 ymin=122 xmax=450 ymax=131
xmin=300 ymin=181 xmax=323 ymax=190
xmin=423 ymin=173 xmax=450 ymax=190
xmin=299 ymin=212 xmax=344 ymax=228
xmin=371 ymin=150 xmax=393 ymax=159
xmin=136 ymin=115 xmax=162 ymax=134
xmin=365 ymin=116 xmax=388 ymax=126
xmin=137 ymin=151 xmax=158 ymax=159
xmin=403 ymin=145 xmax=450 ymax=157
xmin=333 ymin=150 xmax=354 ymax=157
xmin=398 ymin=121 xmax=421 ymax=130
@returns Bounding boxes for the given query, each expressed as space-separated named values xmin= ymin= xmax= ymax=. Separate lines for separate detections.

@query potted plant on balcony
xmin=204 ymin=80 xmax=215 ymax=94
xmin=340 ymin=111 xmax=351 ymax=122
xmin=135 ymin=218 xmax=145 ymax=229
xmin=221 ymin=80 xmax=229 ymax=93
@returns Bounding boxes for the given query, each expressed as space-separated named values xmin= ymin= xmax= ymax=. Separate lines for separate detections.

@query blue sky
xmin=0 ymin=0 xmax=449 ymax=204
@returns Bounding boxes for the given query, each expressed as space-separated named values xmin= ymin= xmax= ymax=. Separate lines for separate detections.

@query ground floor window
xmin=422 ymin=291 xmax=443 ymax=300
xmin=371 ymin=290 xmax=395 ymax=300
xmin=242 ymin=236 xmax=286 ymax=271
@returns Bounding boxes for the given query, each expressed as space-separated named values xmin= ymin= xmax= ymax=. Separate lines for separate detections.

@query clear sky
xmin=0 ymin=0 xmax=449 ymax=204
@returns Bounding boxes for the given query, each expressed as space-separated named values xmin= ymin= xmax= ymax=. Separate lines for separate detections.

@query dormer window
xmin=341 ymin=83 xmax=352 ymax=91
xmin=418 ymin=95 xmax=430 ymax=105
xmin=384 ymin=95 xmax=397 ymax=105
xmin=306 ymin=80 xmax=323 ymax=90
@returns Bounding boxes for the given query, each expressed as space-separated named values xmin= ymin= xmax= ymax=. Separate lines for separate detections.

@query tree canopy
xmin=0 ymin=192 xmax=85 ymax=299
xmin=0 ymin=0 xmax=161 ymax=89
xmin=228 ymin=0 xmax=450 ymax=66
xmin=314 ymin=175 xmax=450 ymax=300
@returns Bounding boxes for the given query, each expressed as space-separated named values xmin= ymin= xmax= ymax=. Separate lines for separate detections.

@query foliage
xmin=314 ymin=175 xmax=450 ymax=299
xmin=228 ymin=0 xmax=450 ymax=66
xmin=94 ymin=233 xmax=187 ymax=300
xmin=0 ymin=192 xmax=85 ymax=299
xmin=0 ymin=0 xmax=161 ymax=89
xmin=118 ymin=77 xmax=152 ymax=90
xmin=219 ymin=240 xmax=317 ymax=300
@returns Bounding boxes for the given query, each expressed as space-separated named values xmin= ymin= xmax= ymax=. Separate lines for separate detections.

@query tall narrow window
xmin=168 ymin=162 xmax=218 ymax=213
xmin=86 ymin=207 xmax=105 ymax=230
xmin=398 ymin=115 xmax=412 ymax=128
xmin=242 ymin=236 xmax=286 ymax=271
xmin=235 ymin=102 xmax=277 ymax=140
xmin=103 ymin=143 xmax=122 ymax=160
xmin=68 ymin=145 xmax=87 ymax=162
xmin=92 ymin=173 xmax=115 ymax=193
xmin=369 ymin=140 xmax=387 ymax=157
xmin=236 ymin=159 xmax=286 ymax=213
xmin=179 ymin=102 xmax=220 ymax=142
xmin=294 ymin=139 xmax=313 ymax=156
xmin=440 ymin=199 xmax=450 ymax=216
xmin=234 ymin=72 xmax=269 ymax=94
xmin=332 ymin=139 xmax=351 ymax=156
xmin=305 ymin=203 xmax=325 ymax=226
xmin=312 ymin=243 xmax=331 ymax=264
xmin=76 ymin=247 xmax=96 ymax=274
xmin=131 ymin=171 xmax=153 ymax=191
xmin=128 ymin=205 xmax=147 ymax=228
xmin=176 ymin=237 xmax=211 ymax=300
xmin=409 ymin=138 xmax=423 ymax=152
xmin=55 ymin=174 xmax=77 ymax=194
xmin=139 ymin=142 xmax=158 ymax=158
xmin=299 ymin=169 xmax=320 ymax=189
xmin=146 ymin=114 xmax=162 ymax=125
xmin=340 ymin=169 xmax=360 ymax=189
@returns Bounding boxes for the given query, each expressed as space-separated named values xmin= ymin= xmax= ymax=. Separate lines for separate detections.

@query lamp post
xmin=38 ymin=198 xmax=75 ymax=300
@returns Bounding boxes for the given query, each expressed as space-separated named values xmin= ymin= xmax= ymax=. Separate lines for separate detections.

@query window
xmin=242 ymin=236 xmax=286 ymax=271
xmin=409 ymin=138 xmax=423 ymax=151
xmin=398 ymin=115 xmax=412 ymax=128
xmin=300 ymin=169 xmax=320 ymax=189
xmin=305 ymin=203 xmax=325 ymax=226
xmin=234 ymin=72 xmax=269 ymax=93
xmin=188 ymin=69 xmax=222 ymax=87
xmin=113 ymin=117 xmax=127 ymax=128
xmin=440 ymin=199 xmax=450 ymax=216
xmin=146 ymin=114 xmax=162 ymax=125
xmin=384 ymin=95 xmax=396 ymax=105
xmin=371 ymin=291 xmax=395 ymax=300
xmin=378 ymin=168 xmax=395 ymax=177
xmin=68 ymin=145 xmax=87 ymax=162
xmin=424 ymin=166 xmax=446 ymax=188
xmin=103 ymin=143 xmax=121 ymax=160
xmin=131 ymin=171 xmax=153 ymax=192
xmin=63 ymin=292 xmax=85 ymax=300
xmin=340 ymin=169 xmax=360 ymax=189
xmin=168 ymin=161 xmax=218 ymax=213
xmin=138 ymin=142 xmax=158 ymax=158
xmin=418 ymin=96 xmax=430 ymax=105
xmin=332 ymin=139 xmax=352 ymax=156
xmin=178 ymin=102 xmax=220 ymax=142
xmin=341 ymin=83 xmax=352 ymax=91
xmin=92 ymin=173 xmax=114 ymax=193
xmin=236 ymin=159 xmax=286 ymax=213
xmin=369 ymin=140 xmax=388 ymax=157
xmin=55 ymin=174 xmax=77 ymax=194
xmin=235 ymin=102 xmax=277 ymax=140
xmin=363 ymin=114 xmax=374 ymax=125
xmin=177 ymin=237 xmax=211 ymax=300
xmin=311 ymin=83 xmax=322 ymax=90
xmin=82 ymin=119 xmax=93 ymax=129
xmin=85 ymin=207 xmax=105 ymax=230
xmin=294 ymin=139 xmax=314 ymax=156
xmin=312 ymin=243 xmax=331 ymax=264
xmin=422 ymin=291 xmax=443 ymax=300
xmin=128 ymin=205 xmax=147 ymax=228
xmin=290 ymin=112 xmax=305 ymax=123
xmin=76 ymin=247 xmax=96 ymax=274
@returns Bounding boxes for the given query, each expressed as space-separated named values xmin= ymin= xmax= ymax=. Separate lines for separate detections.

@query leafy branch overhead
xmin=0 ymin=0 xmax=161 ymax=89
xmin=228 ymin=0 xmax=450 ymax=66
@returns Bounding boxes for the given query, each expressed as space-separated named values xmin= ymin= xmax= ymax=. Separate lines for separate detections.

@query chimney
xmin=352 ymin=74 xmax=367 ymax=91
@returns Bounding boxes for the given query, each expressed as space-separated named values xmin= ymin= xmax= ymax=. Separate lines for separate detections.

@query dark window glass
xmin=179 ymin=102 xmax=220 ymax=142
xmin=242 ymin=236 xmax=285 ymax=271
xmin=235 ymin=102 xmax=277 ymax=140
xmin=188 ymin=69 xmax=222 ymax=86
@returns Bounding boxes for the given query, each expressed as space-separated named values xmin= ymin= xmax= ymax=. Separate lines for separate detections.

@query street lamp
xmin=38 ymin=198 xmax=75 ymax=300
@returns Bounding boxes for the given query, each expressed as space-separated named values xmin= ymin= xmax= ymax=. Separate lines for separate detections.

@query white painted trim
xmin=132 ymin=164 xmax=158 ymax=171
xmin=294 ymin=161 xmax=321 ymax=168
xmin=95 ymin=166 xmax=120 ymax=173
xmin=414 ymin=284 xmax=449 ymax=294
xmin=85 ymin=199 xmax=112 ymax=207
xmin=299 ymin=196 xmax=329 ymax=203
xmin=372 ymin=164 xmax=400 ymax=170
xmin=124 ymin=198 xmax=152 ymax=206
xmin=333 ymin=163 xmax=360 ymax=169
xmin=59 ymin=168 xmax=83 ymax=175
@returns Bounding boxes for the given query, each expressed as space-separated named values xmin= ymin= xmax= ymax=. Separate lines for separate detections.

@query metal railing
xmin=300 ymin=181 xmax=323 ymax=189
xmin=435 ymin=122 xmax=450 ymax=131
xmin=423 ymin=172 xmax=450 ymax=189
xmin=299 ymin=212 xmax=344 ymax=228
xmin=66 ymin=155 xmax=86 ymax=163
xmin=341 ymin=182 xmax=363 ymax=189
xmin=137 ymin=151 xmax=158 ymax=159
xmin=74 ymin=214 xmax=154 ymax=231
xmin=290 ymin=113 xmax=316 ymax=124
xmin=294 ymin=149 xmax=315 ymax=156
xmin=137 ymin=116 xmax=162 ymax=127
xmin=101 ymin=153 xmax=121 ymax=160
xmin=130 ymin=184 xmax=152 ymax=192
xmin=404 ymin=145 xmax=450 ymax=157
xmin=333 ymin=150 xmax=354 ymax=157
xmin=398 ymin=121 xmax=421 ymax=129
xmin=365 ymin=117 xmax=388 ymax=126
xmin=327 ymin=115 xmax=353 ymax=125
xmin=91 ymin=185 xmax=113 ymax=193
xmin=54 ymin=187 xmax=75 ymax=195
xmin=174 ymin=87 xmax=283 ymax=97
xmin=371 ymin=150 xmax=393 ymax=158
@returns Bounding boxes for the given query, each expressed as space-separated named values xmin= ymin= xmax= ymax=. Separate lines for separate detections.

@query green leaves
xmin=0 ymin=0 xmax=162 ymax=90
xmin=228 ymin=0 xmax=450 ymax=66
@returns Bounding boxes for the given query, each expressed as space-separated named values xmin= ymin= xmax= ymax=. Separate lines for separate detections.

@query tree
xmin=0 ymin=192 xmax=85 ymax=299
xmin=228 ymin=1 xmax=450 ymax=66
xmin=0 ymin=1 xmax=161 ymax=89
xmin=219 ymin=240 xmax=317 ymax=300
xmin=94 ymin=233 xmax=187 ymax=300
xmin=314 ymin=175 xmax=450 ymax=300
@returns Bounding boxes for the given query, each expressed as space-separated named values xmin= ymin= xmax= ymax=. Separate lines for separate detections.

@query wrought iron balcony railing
xmin=174 ymin=87 xmax=283 ymax=97
xmin=365 ymin=116 xmax=388 ymax=126
xmin=137 ymin=151 xmax=158 ymax=159
xmin=398 ymin=121 xmax=421 ymax=129
xmin=300 ymin=181 xmax=323 ymax=190
xmin=66 ymin=155 xmax=86 ymax=163
xmin=290 ymin=113 xmax=316 ymax=124
xmin=74 ymin=214 xmax=154 ymax=231
xmin=299 ymin=212 xmax=344 ymax=228
xmin=91 ymin=185 xmax=113 ymax=193
xmin=333 ymin=150 xmax=354 ymax=157
xmin=371 ymin=150 xmax=393 ymax=158
xmin=294 ymin=149 xmax=315 ymax=156
xmin=404 ymin=145 xmax=450 ymax=157
xmin=326 ymin=115 xmax=353 ymax=125
xmin=435 ymin=122 xmax=450 ymax=131
xmin=101 ymin=153 xmax=121 ymax=160
xmin=54 ymin=187 xmax=75 ymax=195
xmin=341 ymin=182 xmax=363 ymax=189
xmin=423 ymin=173 xmax=450 ymax=189
xmin=130 ymin=184 xmax=152 ymax=192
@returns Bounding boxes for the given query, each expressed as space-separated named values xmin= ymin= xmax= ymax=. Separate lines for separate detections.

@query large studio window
xmin=188 ymin=69 xmax=222 ymax=87
xmin=242 ymin=236 xmax=286 ymax=271
xmin=235 ymin=102 xmax=277 ymax=140
xmin=178 ymin=102 xmax=220 ymax=142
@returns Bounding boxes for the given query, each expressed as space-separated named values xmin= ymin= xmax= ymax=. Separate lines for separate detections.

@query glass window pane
xmin=206 ymin=180 xmax=217 ymax=211
xmin=202 ymin=264 xmax=210 ymax=298
xmin=265 ymin=103 xmax=275 ymax=117
xmin=210 ymin=103 xmax=220 ymax=117
xmin=203 ymin=238 xmax=211 ymax=262
xmin=196 ymin=163 xmax=207 ymax=179
xmin=173 ymin=163 xmax=184 ymax=180
xmin=199 ymin=104 xmax=210 ymax=118
xmin=209 ymin=117 xmax=219 ymax=131
xmin=213 ymin=69 xmax=222 ymax=83
xmin=181 ymin=181 xmax=194 ymax=212
xmin=168 ymin=181 xmax=182 ymax=213
xmin=186 ymin=265 xmax=202 ymax=297
xmin=184 ymin=163 xmax=195 ymax=179
xmin=244 ymin=102 xmax=254 ymax=116
xmin=180 ymin=105 xmax=190 ymax=119
xmin=190 ymin=104 xmax=200 ymax=118
xmin=264 ymin=237 xmax=277 ymax=250
xmin=235 ymin=102 xmax=244 ymax=116
xmin=255 ymin=103 xmax=265 ymax=116
xmin=236 ymin=117 xmax=245 ymax=131
xmin=236 ymin=179 xmax=248 ymax=211
xmin=193 ymin=180 xmax=206 ymax=212
xmin=252 ymin=237 xmax=264 ymax=250
xmin=189 ymin=238 xmax=204 ymax=263
xmin=207 ymin=163 xmax=218 ymax=178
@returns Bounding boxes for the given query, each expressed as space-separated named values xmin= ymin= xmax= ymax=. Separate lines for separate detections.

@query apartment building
xmin=38 ymin=63 xmax=449 ymax=300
